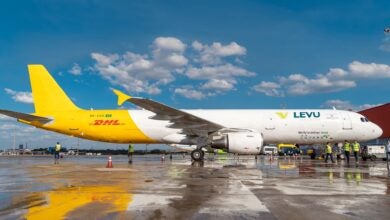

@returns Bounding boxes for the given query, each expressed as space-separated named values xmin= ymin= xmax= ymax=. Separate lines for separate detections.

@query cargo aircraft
xmin=0 ymin=65 xmax=383 ymax=161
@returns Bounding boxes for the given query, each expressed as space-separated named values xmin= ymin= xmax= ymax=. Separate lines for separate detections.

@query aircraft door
xmin=340 ymin=112 xmax=352 ymax=130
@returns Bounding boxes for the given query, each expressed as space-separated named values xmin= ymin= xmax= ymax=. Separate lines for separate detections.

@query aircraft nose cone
xmin=373 ymin=123 xmax=383 ymax=139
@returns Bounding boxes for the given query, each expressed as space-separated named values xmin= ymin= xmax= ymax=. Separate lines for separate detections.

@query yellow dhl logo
xmin=276 ymin=112 xmax=288 ymax=119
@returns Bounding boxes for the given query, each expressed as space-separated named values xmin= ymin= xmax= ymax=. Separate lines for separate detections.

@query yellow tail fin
xmin=28 ymin=64 xmax=81 ymax=113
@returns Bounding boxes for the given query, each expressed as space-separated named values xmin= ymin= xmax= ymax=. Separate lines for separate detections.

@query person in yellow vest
xmin=128 ymin=144 xmax=134 ymax=164
xmin=54 ymin=142 xmax=61 ymax=164
xmin=324 ymin=142 xmax=335 ymax=163
xmin=352 ymin=141 xmax=360 ymax=164
xmin=344 ymin=140 xmax=351 ymax=165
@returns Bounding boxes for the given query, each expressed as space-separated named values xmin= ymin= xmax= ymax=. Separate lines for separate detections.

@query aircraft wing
xmin=113 ymin=89 xmax=224 ymax=136
xmin=0 ymin=109 xmax=52 ymax=124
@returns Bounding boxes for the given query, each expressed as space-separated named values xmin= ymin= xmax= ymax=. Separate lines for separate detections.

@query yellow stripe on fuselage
xmin=31 ymin=109 xmax=155 ymax=144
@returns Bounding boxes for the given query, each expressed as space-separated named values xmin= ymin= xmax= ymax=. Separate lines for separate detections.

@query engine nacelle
xmin=210 ymin=132 xmax=263 ymax=154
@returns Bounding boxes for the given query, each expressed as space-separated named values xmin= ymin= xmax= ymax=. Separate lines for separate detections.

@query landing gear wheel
xmin=191 ymin=149 xmax=204 ymax=161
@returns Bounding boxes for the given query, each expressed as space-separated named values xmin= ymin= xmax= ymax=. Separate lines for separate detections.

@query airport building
xmin=359 ymin=103 xmax=390 ymax=144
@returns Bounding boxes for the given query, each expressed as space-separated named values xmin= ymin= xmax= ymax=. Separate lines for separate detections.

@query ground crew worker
xmin=353 ymin=141 xmax=360 ymax=164
xmin=128 ymin=144 xmax=134 ymax=164
xmin=324 ymin=142 xmax=335 ymax=163
xmin=344 ymin=140 xmax=351 ymax=165
xmin=54 ymin=142 xmax=61 ymax=164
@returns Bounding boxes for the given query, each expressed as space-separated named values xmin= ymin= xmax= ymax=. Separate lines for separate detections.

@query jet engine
xmin=210 ymin=131 xmax=263 ymax=154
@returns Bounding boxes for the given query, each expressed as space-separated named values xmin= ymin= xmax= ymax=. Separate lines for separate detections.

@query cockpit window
xmin=360 ymin=117 xmax=369 ymax=122
xmin=365 ymin=118 xmax=369 ymax=122
xmin=360 ymin=117 xmax=365 ymax=122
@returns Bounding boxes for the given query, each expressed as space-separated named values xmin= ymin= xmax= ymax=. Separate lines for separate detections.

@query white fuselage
xmin=130 ymin=109 xmax=382 ymax=145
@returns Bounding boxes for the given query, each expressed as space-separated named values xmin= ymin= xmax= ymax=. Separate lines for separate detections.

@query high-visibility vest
xmin=55 ymin=144 xmax=61 ymax=152
xmin=353 ymin=143 xmax=360 ymax=152
xmin=326 ymin=144 xmax=332 ymax=154
xmin=129 ymin=144 xmax=134 ymax=153
xmin=344 ymin=142 xmax=351 ymax=152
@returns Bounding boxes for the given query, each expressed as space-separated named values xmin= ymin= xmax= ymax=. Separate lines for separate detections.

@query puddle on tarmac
xmin=20 ymin=185 xmax=132 ymax=219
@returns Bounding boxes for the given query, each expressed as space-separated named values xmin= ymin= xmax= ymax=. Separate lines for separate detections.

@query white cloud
xmin=91 ymin=37 xmax=188 ymax=95
xmin=279 ymin=68 xmax=356 ymax=95
xmin=348 ymin=61 xmax=390 ymax=78
xmin=192 ymin=41 xmax=203 ymax=51
xmin=69 ymin=63 xmax=82 ymax=75
xmin=174 ymin=87 xmax=207 ymax=100
xmin=4 ymin=88 xmax=33 ymax=104
xmin=92 ymin=53 xmax=119 ymax=66
xmin=186 ymin=63 xmax=254 ymax=80
xmin=253 ymin=61 xmax=390 ymax=97
xmin=201 ymin=79 xmax=235 ymax=91
xmin=321 ymin=100 xmax=381 ymax=111
xmin=321 ymin=100 xmax=354 ymax=110
xmin=186 ymin=64 xmax=254 ymax=93
xmin=152 ymin=37 xmax=188 ymax=68
xmin=252 ymin=81 xmax=284 ymax=97
xmin=91 ymin=37 xmax=255 ymax=98
xmin=192 ymin=41 xmax=246 ymax=65
xmin=154 ymin=37 xmax=186 ymax=52
xmin=285 ymin=76 xmax=356 ymax=95
xmin=254 ymin=68 xmax=356 ymax=97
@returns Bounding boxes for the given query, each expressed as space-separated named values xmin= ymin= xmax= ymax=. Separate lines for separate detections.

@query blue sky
xmin=1 ymin=0 xmax=390 ymax=149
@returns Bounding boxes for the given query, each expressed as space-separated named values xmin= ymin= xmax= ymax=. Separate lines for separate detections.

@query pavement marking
xmin=127 ymin=194 xmax=182 ymax=210
xmin=200 ymin=173 xmax=269 ymax=214
xmin=274 ymin=178 xmax=387 ymax=195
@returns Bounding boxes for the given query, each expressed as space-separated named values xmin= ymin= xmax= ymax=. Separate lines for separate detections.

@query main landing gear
xmin=191 ymin=148 xmax=205 ymax=161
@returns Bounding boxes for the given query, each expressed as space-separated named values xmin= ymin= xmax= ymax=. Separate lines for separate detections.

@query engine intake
xmin=210 ymin=131 xmax=263 ymax=154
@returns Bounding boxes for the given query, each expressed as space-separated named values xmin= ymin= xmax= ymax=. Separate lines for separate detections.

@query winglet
xmin=112 ymin=89 xmax=132 ymax=106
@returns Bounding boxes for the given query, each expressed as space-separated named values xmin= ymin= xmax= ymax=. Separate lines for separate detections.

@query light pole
xmin=13 ymin=133 xmax=16 ymax=155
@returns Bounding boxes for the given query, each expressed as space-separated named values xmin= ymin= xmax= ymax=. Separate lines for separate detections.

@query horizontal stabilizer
xmin=0 ymin=109 xmax=52 ymax=124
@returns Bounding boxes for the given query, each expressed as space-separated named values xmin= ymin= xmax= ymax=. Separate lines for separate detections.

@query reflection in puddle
xmin=25 ymin=185 xmax=132 ymax=219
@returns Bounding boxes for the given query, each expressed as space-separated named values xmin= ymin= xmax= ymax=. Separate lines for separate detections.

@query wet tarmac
xmin=0 ymin=154 xmax=389 ymax=219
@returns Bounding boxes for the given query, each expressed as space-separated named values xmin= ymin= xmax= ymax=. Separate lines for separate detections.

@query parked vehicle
xmin=262 ymin=146 xmax=278 ymax=155
xmin=361 ymin=145 xmax=387 ymax=161
xmin=278 ymin=143 xmax=298 ymax=156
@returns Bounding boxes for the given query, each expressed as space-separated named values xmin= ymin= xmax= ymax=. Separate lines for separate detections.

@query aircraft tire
xmin=191 ymin=149 xmax=204 ymax=161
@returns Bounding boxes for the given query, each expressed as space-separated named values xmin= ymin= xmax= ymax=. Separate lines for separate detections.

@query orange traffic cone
xmin=106 ymin=156 xmax=113 ymax=168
